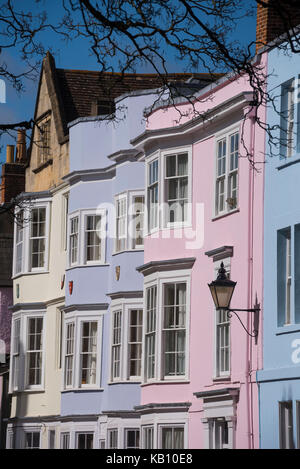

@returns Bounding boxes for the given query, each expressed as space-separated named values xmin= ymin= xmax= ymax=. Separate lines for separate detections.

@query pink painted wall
xmin=141 ymin=57 xmax=266 ymax=449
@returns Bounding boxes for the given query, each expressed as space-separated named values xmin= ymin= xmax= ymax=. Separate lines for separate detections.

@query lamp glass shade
xmin=208 ymin=262 xmax=237 ymax=310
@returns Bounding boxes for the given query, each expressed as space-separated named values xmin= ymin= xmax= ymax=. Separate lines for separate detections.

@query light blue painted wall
xmin=61 ymin=91 xmax=153 ymax=416
xmin=258 ymin=46 xmax=300 ymax=449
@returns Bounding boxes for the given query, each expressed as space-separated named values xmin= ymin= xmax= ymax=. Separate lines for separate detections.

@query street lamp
xmin=208 ymin=262 xmax=260 ymax=338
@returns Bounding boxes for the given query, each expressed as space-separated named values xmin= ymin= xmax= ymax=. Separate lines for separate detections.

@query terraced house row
xmin=1 ymin=2 xmax=300 ymax=449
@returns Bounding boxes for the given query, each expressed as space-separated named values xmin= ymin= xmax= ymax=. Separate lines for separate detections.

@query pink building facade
xmin=132 ymin=57 xmax=266 ymax=449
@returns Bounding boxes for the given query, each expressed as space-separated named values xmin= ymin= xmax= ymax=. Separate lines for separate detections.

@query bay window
xmin=165 ymin=153 xmax=188 ymax=224
xmin=69 ymin=216 xmax=79 ymax=265
xmin=147 ymin=159 xmax=159 ymax=231
xmin=124 ymin=429 xmax=140 ymax=449
xmin=143 ymin=274 xmax=190 ymax=383
xmin=163 ymin=283 xmax=186 ymax=377
xmin=24 ymin=431 xmax=40 ymax=449
xmin=215 ymin=129 xmax=239 ymax=216
xmin=30 ymin=207 xmax=46 ymax=269
xmin=63 ymin=314 xmax=102 ymax=390
xmin=13 ymin=201 xmax=50 ymax=276
xmin=145 ymin=286 xmax=157 ymax=381
xmin=10 ymin=311 xmax=45 ymax=392
xmin=114 ymin=191 xmax=145 ymax=252
xmin=160 ymin=426 xmax=184 ymax=449
xmin=67 ymin=209 xmax=106 ymax=267
xmin=116 ymin=196 xmax=127 ymax=252
xmin=109 ymin=299 xmax=143 ymax=382
xmin=26 ymin=317 xmax=43 ymax=387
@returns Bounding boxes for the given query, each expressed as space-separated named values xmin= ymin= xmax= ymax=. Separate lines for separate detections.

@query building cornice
xmin=106 ymin=290 xmax=143 ymax=300
xmin=134 ymin=402 xmax=191 ymax=414
xmin=60 ymin=303 xmax=109 ymax=313
xmin=136 ymin=257 xmax=196 ymax=277
xmin=131 ymin=91 xmax=254 ymax=151
xmin=62 ymin=165 xmax=116 ymax=185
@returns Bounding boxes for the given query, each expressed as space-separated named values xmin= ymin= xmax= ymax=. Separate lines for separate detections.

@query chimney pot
xmin=6 ymin=145 xmax=14 ymax=163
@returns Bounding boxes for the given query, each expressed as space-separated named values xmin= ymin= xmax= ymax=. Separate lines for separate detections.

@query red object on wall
xmin=69 ymin=281 xmax=73 ymax=295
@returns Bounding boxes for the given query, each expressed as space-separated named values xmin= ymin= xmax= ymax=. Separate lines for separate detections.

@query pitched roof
xmin=55 ymin=68 xmax=216 ymax=128
xmin=35 ymin=52 xmax=221 ymax=144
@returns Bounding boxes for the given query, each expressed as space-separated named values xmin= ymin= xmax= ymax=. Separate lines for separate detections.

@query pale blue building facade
xmin=59 ymin=90 xmax=158 ymax=449
xmin=257 ymin=42 xmax=300 ymax=449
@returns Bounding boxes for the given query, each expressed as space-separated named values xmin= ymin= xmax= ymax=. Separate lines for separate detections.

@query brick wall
xmin=256 ymin=0 xmax=300 ymax=53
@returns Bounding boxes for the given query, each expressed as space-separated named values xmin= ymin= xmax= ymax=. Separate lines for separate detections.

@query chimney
xmin=1 ymin=144 xmax=26 ymax=204
xmin=15 ymin=129 xmax=27 ymax=162
xmin=256 ymin=0 xmax=300 ymax=53
xmin=6 ymin=145 xmax=14 ymax=163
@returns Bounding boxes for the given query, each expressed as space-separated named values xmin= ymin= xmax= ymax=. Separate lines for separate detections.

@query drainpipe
xmin=246 ymin=104 xmax=256 ymax=450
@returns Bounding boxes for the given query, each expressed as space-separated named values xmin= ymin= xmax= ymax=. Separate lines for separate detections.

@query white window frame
xmin=13 ymin=200 xmax=51 ymax=277
xmin=11 ymin=317 xmax=21 ymax=391
xmin=107 ymin=428 xmax=119 ymax=449
xmin=280 ymin=78 xmax=297 ymax=159
xmin=214 ymin=125 xmax=240 ymax=218
xmin=162 ymin=149 xmax=192 ymax=228
xmin=23 ymin=429 xmax=41 ymax=449
xmin=109 ymin=298 xmax=143 ymax=383
xmin=145 ymin=147 xmax=192 ymax=234
xmin=62 ymin=311 xmax=103 ymax=390
xmin=159 ymin=424 xmax=185 ymax=449
xmin=114 ymin=190 xmax=145 ymax=254
xmin=213 ymin=258 xmax=231 ymax=379
xmin=140 ymin=412 xmax=188 ymax=449
xmin=147 ymin=155 xmax=160 ymax=233
xmin=128 ymin=191 xmax=145 ymax=250
xmin=75 ymin=432 xmax=94 ymax=449
xmin=124 ymin=428 xmax=140 ymax=449
xmin=67 ymin=208 xmax=107 ymax=268
xmin=60 ymin=432 xmax=70 ymax=449
xmin=61 ymin=191 xmax=69 ymax=252
xmin=142 ymin=269 xmax=191 ymax=384
xmin=279 ymin=401 xmax=294 ymax=449
xmin=9 ymin=310 xmax=46 ymax=393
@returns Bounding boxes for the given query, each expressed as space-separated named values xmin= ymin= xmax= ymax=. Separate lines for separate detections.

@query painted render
xmin=61 ymin=90 xmax=161 ymax=430
xmin=131 ymin=56 xmax=267 ymax=449
xmin=257 ymin=42 xmax=300 ymax=449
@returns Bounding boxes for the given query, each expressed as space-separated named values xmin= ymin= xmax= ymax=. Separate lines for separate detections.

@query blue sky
xmin=0 ymin=0 xmax=257 ymax=163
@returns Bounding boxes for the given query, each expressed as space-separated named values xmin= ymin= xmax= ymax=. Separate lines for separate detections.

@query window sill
xmin=141 ymin=379 xmax=190 ymax=387
xmin=32 ymin=158 xmax=53 ymax=174
xmin=61 ymin=387 xmax=104 ymax=393
xmin=12 ymin=270 xmax=50 ymax=280
xmin=277 ymin=155 xmax=300 ymax=171
xmin=276 ymin=324 xmax=300 ymax=335
xmin=107 ymin=380 xmax=141 ymax=385
xmin=212 ymin=375 xmax=231 ymax=382
xmin=212 ymin=208 xmax=240 ymax=222
xmin=112 ymin=249 xmax=144 ymax=256
xmin=66 ymin=263 xmax=110 ymax=271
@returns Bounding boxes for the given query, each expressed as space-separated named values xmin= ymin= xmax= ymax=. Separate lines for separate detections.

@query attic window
xmin=91 ymin=99 xmax=115 ymax=116
xmin=38 ymin=118 xmax=51 ymax=165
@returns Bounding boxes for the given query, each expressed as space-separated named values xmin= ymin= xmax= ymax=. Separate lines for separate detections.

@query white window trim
xmin=140 ymin=412 xmax=188 ymax=449
xmin=106 ymin=417 xmax=141 ymax=449
xmin=113 ymin=190 xmax=145 ymax=254
xmin=213 ymin=258 xmax=231 ymax=380
xmin=213 ymin=124 xmax=240 ymax=219
xmin=162 ymin=147 xmax=192 ymax=229
xmin=13 ymin=200 xmax=51 ymax=278
xmin=9 ymin=310 xmax=46 ymax=393
xmin=61 ymin=191 xmax=69 ymax=252
xmin=145 ymin=146 xmax=192 ymax=235
xmin=108 ymin=298 xmax=143 ymax=383
xmin=142 ymin=269 xmax=191 ymax=384
xmin=62 ymin=311 xmax=103 ymax=391
xmin=67 ymin=208 xmax=107 ymax=268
